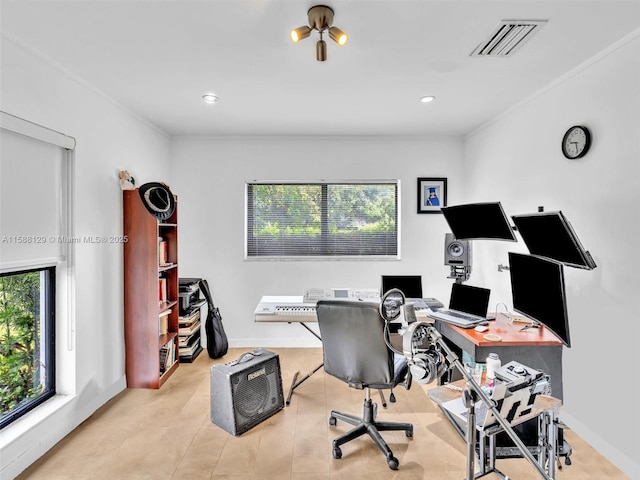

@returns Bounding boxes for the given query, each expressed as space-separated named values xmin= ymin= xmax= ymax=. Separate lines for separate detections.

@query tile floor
xmin=17 ymin=347 xmax=630 ymax=479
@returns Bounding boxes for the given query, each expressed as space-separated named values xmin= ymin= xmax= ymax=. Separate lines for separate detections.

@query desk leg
xmin=547 ymin=410 xmax=557 ymax=479
xmin=538 ymin=413 xmax=547 ymax=474
xmin=285 ymin=322 xmax=323 ymax=406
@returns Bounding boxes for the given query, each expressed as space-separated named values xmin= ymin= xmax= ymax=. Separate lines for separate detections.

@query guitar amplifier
xmin=210 ymin=349 xmax=284 ymax=436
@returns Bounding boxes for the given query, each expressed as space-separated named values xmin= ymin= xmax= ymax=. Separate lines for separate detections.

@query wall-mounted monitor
xmin=508 ymin=252 xmax=571 ymax=347
xmin=511 ymin=210 xmax=596 ymax=270
xmin=440 ymin=202 xmax=517 ymax=241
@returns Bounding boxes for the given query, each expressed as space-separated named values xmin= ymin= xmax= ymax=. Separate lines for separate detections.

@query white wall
xmin=0 ymin=38 xmax=172 ymax=479
xmin=463 ymin=32 xmax=640 ymax=478
xmin=170 ymin=136 xmax=464 ymax=346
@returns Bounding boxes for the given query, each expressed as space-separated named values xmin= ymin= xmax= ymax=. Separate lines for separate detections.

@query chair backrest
xmin=316 ymin=300 xmax=397 ymax=389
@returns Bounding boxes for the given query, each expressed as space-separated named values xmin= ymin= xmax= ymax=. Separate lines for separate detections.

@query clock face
xmin=562 ymin=126 xmax=591 ymax=159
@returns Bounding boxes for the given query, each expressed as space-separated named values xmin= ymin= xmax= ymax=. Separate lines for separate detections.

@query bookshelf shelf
xmin=158 ymin=332 xmax=178 ymax=349
xmin=123 ymin=189 xmax=179 ymax=389
xmin=159 ymin=300 xmax=177 ymax=313
xmin=178 ymin=278 xmax=205 ymax=363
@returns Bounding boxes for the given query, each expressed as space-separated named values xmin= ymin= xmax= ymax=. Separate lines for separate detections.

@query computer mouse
xmin=475 ymin=325 xmax=489 ymax=333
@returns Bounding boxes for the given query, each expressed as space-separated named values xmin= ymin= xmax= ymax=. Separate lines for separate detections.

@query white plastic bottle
xmin=486 ymin=353 xmax=501 ymax=379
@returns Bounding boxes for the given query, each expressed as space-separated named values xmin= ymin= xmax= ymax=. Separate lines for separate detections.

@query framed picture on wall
xmin=417 ymin=177 xmax=447 ymax=214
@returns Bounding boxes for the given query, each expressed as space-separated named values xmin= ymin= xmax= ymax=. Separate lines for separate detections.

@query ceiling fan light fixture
xmin=202 ymin=94 xmax=218 ymax=104
xmin=420 ymin=96 xmax=436 ymax=103
xmin=328 ymin=26 xmax=348 ymax=46
xmin=291 ymin=25 xmax=312 ymax=43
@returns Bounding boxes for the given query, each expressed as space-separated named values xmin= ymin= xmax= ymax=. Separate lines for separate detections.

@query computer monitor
xmin=511 ymin=210 xmax=596 ymax=270
xmin=380 ymin=275 xmax=423 ymax=299
xmin=441 ymin=202 xmax=517 ymax=241
xmin=508 ymin=252 xmax=571 ymax=347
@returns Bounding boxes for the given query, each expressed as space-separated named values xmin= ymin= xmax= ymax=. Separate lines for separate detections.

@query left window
xmin=0 ymin=112 xmax=75 ymax=429
xmin=0 ymin=267 xmax=55 ymax=428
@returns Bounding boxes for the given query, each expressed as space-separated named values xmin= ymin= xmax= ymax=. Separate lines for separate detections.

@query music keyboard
xmin=254 ymin=300 xmax=317 ymax=323
xmin=254 ymin=295 xmax=434 ymax=323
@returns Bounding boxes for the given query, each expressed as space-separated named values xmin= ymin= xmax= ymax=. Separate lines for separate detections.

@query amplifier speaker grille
xmin=211 ymin=349 xmax=284 ymax=436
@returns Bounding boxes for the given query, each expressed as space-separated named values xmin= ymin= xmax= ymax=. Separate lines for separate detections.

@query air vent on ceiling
xmin=470 ymin=20 xmax=547 ymax=57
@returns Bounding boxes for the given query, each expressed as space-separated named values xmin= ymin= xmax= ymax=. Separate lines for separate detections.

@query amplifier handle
xmin=236 ymin=351 xmax=259 ymax=364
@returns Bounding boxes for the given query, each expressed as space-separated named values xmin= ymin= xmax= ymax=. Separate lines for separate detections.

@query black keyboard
xmin=445 ymin=310 xmax=480 ymax=321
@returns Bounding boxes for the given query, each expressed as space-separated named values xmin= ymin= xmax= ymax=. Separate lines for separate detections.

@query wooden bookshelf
xmin=123 ymin=189 xmax=179 ymax=388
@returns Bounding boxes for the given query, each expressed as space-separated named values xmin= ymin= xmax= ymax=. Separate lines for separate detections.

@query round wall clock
xmin=562 ymin=125 xmax=591 ymax=159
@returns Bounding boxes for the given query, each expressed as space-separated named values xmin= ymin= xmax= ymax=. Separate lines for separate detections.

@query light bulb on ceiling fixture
xmin=202 ymin=94 xmax=218 ymax=104
xmin=420 ymin=96 xmax=436 ymax=103
xmin=291 ymin=26 xmax=312 ymax=43
xmin=328 ymin=26 xmax=348 ymax=46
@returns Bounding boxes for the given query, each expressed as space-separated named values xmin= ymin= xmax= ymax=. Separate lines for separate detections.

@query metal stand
xmin=448 ymin=265 xmax=471 ymax=282
xmin=286 ymin=322 xmax=323 ymax=405
xmin=427 ymin=326 xmax=553 ymax=480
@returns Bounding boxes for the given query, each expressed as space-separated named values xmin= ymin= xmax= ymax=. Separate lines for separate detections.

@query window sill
xmin=0 ymin=394 xmax=75 ymax=448
xmin=244 ymin=256 xmax=401 ymax=262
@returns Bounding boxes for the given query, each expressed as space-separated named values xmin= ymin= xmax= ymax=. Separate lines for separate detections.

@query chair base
xmin=329 ymin=398 xmax=413 ymax=470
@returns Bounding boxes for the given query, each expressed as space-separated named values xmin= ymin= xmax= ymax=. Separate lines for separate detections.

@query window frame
xmin=0 ymin=266 xmax=56 ymax=429
xmin=1 ymin=111 xmax=75 ymax=431
xmin=245 ymin=180 xmax=400 ymax=260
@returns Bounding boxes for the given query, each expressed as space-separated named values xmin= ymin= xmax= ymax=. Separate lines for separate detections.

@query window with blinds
xmin=1 ymin=111 xmax=74 ymax=428
xmin=246 ymin=181 xmax=399 ymax=258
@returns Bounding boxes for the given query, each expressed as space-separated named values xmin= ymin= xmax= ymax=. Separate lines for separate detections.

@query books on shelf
xmin=179 ymin=327 xmax=201 ymax=349
xmin=179 ymin=342 xmax=202 ymax=358
xmin=158 ymin=308 xmax=172 ymax=335
xmin=159 ymin=339 xmax=177 ymax=375
xmin=159 ymin=277 xmax=167 ymax=306
xmin=158 ymin=239 xmax=168 ymax=266
xmin=179 ymin=319 xmax=201 ymax=337
xmin=179 ymin=306 xmax=200 ymax=325
xmin=178 ymin=301 xmax=202 ymax=361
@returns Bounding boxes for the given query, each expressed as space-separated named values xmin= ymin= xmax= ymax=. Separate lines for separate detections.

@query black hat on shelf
xmin=138 ymin=182 xmax=175 ymax=220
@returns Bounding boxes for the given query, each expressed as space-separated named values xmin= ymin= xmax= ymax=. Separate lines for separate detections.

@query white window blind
xmin=246 ymin=181 xmax=399 ymax=259
xmin=0 ymin=112 xmax=74 ymax=270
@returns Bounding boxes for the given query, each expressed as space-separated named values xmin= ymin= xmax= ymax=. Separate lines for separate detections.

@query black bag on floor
xmin=199 ymin=279 xmax=228 ymax=359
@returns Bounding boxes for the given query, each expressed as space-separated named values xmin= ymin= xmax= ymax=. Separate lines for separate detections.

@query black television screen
xmin=380 ymin=275 xmax=423 ymax=299
xmin=441 ymin=202 xmax=516 ymax=241
xmin=511 ymin=210 xmax=596 ymax=270
xmin=508 ymin=252 xmax=571 ymax=347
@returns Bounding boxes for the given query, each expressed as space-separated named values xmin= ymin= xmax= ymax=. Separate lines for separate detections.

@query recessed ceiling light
xmin=420 ymin=96 xmax=436 ymax=103
xmin=202 ymin=94 xmax=218 ymax=104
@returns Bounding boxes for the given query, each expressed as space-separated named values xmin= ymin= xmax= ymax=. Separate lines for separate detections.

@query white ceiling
xmin=2 ymin=0 xmax=640 ymax=137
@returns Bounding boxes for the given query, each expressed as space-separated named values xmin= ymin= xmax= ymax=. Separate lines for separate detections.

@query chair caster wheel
xmin=329 ymin=416 xmax=337 ymax=426
xmin=406 ymin=426 xmax=413 ymax=437
xmin=565 ymin=456 xmax=572 ymax=466
xmin=387 ymin=456 xmax=399 ymax=470
xmin=333 ymin=447 xmax=342 ymax=459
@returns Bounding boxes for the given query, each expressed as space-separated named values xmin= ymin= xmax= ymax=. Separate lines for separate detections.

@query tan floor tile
xmin=15 ymin=347 xmax=631 ymax=480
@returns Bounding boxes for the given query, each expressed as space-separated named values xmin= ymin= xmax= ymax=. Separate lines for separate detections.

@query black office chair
xmin=316 ymin=299 xmax=413 ymax=470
